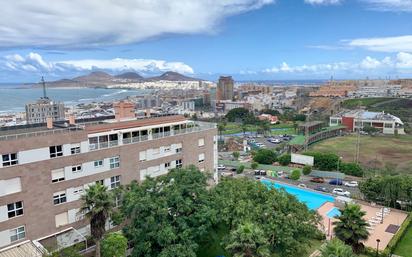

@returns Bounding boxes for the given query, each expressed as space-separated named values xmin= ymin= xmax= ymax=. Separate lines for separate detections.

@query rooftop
xmin=332 ymin=110 xmax=403 ymax=124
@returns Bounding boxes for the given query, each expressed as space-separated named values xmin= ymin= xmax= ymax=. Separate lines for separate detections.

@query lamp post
xmin=337 ymin=156 xmax=342 ymax=184
xmin=376 ymin=239 xmax=380 ymax=257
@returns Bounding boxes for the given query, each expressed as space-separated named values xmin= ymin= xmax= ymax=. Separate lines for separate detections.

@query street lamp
xmin=337 ymin=156 xmax=342 ymax=184
xmin=376 ymin=239 xmax=380 ymax=257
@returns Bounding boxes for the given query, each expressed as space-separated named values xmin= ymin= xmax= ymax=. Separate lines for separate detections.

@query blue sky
xmin=1 ymin=0 xmax=412 ymax=82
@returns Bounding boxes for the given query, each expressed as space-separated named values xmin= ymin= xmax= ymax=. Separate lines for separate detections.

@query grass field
xmin=221 ymin=122 xmax=294 ymax=135
xmin=310 ymin=135 xmax=412 ymax=174
xmin=393 ymin=224 xmax=412 ymax=256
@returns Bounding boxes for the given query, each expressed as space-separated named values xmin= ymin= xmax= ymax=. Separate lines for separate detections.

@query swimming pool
xmin=261 ymin=180 xmax=334 ymax=210
xmin=326 ymin=207 xmax=341 ymax=218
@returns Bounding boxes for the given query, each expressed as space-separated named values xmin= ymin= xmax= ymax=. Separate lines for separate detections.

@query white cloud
xmin=346 ymin=35 xmax=412 ymax=52
xmin=0 ymin=0 xmax=274 ymax=48
xmin=361 ymin=0 xmax=412 ymax=11
xmin=261 ymin=54 xmax=411 ymax=75
xmin=396 ymin=52 xmax=412 ymax=68
xmin=0 ymin=52 xmax=195 ymax=76
xmin=304 ymin=0 xmax=342 ymax=5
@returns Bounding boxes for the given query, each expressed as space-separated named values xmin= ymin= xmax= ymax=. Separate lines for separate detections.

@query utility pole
xmin=355 ymin=110 xmax=361 ymax=164
xmin=304 ymin=112 xmax=310 ymax=152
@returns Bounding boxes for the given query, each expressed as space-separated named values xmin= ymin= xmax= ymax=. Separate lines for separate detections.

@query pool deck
xmin=317 ymin=202 xmax=408 ymax=250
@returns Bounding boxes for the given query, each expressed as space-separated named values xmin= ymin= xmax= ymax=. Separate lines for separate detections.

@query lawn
xmin=393 ymin=224 xmax=412 ymax=257
xmin=219 ymin=160 xmax=298 ymax=173
xmin=310 ymin=134 xmax=412 ymax=174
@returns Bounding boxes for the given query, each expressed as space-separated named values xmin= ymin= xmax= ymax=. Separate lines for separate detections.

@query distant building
xmin=215 ymin=100 xmax=250 ymax=113
xmin=258 ymin=114 xmax=279 ymax=124
xmin=216 ymin=76 xmax=234 ymax=101
xmin=330 ymin=110 xmax=405 ymax=135
xmin=309 ymin=85 xmax=357 ymax=97
xmin=349 ymin=84 xmax=401 ymax=98
xmin=25 ymin=77 xmax=65 ymax=124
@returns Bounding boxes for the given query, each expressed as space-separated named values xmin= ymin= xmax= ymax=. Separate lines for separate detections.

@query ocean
xmin=0 ymin=86 xmax=150 ymax=113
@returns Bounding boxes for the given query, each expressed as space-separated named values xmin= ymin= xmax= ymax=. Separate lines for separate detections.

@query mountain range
xmin=36 ymin=71 xmax=201 ymax=88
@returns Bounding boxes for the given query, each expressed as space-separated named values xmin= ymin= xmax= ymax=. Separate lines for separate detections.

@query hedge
xmin=387 ymin=213 xmax=412 ymax=252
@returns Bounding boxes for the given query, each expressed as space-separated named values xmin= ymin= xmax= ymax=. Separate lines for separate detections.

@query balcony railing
xmin=89 ymin=121 xmax=216 ymax=151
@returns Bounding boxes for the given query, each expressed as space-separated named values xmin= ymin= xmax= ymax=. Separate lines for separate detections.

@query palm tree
xmin=320 ymin=239 xmax=356 ymax=257
xmin=218 ymin=123 xmax=226 ymax=141
xmin=225 ymin=222 xmax=270 ymax=257
xmin=333 ymin=203 xmax=369 ymax=253
xmin=81 ymin=183 xmax=115 ymax=257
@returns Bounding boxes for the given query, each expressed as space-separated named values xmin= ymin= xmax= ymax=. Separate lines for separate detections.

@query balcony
xmin=88 ymin=121 xmax=216 ymax=151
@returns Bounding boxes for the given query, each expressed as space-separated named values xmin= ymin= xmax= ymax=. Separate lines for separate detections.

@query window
xmin=7 ymin=201 xmax=23 ymax=218
xmin=176 ymin=159 xmax=183 ymax=168
xmin=10 ymin=226 xmax=25 ymax=242
xmin=110 ymin=156 xmax=120 ymax=169
xmin=70 ymin=145 xmax=81 ymax=155
xmin=96 ymin=180 xmax=104 ymax=185
xmin=110 ymin=175 xmax=121 ymax=189
xmin=2 ymin=153 xmax=18 ymax=167
xmin=164 ymin=146 xmax=171 ymax=152
xmin=384 ymin=123 xmax=393 ymax=128
xmin=51 ymin=168 xmax=65 ymax=183
xmin=198 ymin=138 xmax=205 ymax=147
xmin=198 ymin=153 xmax=205 ymax=163
xmin=139 ymin=151 xmax=146 ymax=162
xmin=165 ymin=162 xmax=171 ymax=168
xmin=73 ymin=186 xmax=84 ymax=195
xmin=53 ymin=192 xmax=67 ymax=205
xmin=94 ymin=160 xmax=103 ymax=168
xmin=49 ymin=145 xmax=63 ymax=158
xmin=176 ymin=147 xmax=182 ymax=153
xmin=114 ymin=196 xmax=121 ymax=207
xmin=71 ymin=165 xmax=82 ymax=173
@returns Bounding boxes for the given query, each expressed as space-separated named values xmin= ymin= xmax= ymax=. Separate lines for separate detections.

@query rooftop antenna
xmin=41 ymin=76 xmax=49 ymax=99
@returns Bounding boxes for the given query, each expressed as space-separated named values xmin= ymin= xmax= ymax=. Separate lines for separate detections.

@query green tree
xmin=278 ymin=154 xmax=291 ymax=166
xmin=259 ymin=121 xmax=271 ymax=137
xmin=290 ymin=169 xmax=301 ymax=180
xmin=233 ymin=151 xmax=240 ymax=160
xmin=305 ymin=152 xmax=339 ymax=171
xmin=80 ymin=183 xmax=115 ymax=257
xmin=212 ymin=178 xmax=321 ymax=257
xmin=261 ymin=109 xmax=280 ymax=116
xmin=225 ymin=222 xmax=270 ymax=257
xmin=363 ymin=125 xmax=379 ymax=136
xmin=101 ymin=232 xmax=128 ymax=257
xmin=293 ymin=121 xmax=298 ymax=133
xmin=218 ymin=123 xmax=226 ymax=141
xmin=251 ymin=162 xmax=259 ymax=169
xmin=121 ymin=166 xmax=214 ymax=257
xmin=333 ymin=203 xmax=369 ymax=253
xmin=237 ymin=165 xmax=245 ymax=174
xmin=340 ymin=162 xmax=363 ymax=177
xmin=302 ymin=165 xmax=312 ymax=175
xmin=226 ymin=108 xmax=252 ymax=123
xmin=320 ymin=239 xmax=356 ymax=257
xmin=253 ymin=149 xmax=277 ymax=165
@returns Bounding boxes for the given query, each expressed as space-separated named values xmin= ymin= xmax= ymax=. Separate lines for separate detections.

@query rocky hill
xmin=34 ymin=71 xmax=201 ymax=88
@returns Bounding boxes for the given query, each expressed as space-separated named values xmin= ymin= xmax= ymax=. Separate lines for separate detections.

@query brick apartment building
xmin=0 ymin=114 xmax=217 ymax=253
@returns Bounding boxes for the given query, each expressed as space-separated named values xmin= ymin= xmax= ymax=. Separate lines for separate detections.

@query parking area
xmin=247 ymin=134 xmax=294 ymax=150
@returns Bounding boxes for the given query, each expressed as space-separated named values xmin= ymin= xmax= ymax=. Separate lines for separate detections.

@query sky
xmin=1 ymin=0 xmax=412 ymax=82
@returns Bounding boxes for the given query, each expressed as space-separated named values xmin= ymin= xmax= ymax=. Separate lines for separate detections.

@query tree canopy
xmin=320 ymin=239 xmax=356 ymax=257
xmin=225 ymin=108 xmax=256 ymax=124
xmin=101 ymin=232 xmax=128 ymax=257
xmin=121 ymin=166 xmax=215 ymax=257
xmin=212 ymin=178 xmax=321 ymax=257
xmin=253 ymin=149 xmax=278 ymax=165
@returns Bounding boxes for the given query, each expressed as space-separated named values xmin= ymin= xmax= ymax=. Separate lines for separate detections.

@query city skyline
xmin=1 ymin=0 xmax=412 ymax=82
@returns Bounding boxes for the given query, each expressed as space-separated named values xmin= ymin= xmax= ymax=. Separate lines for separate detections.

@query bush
xmin=340 ymin=162 xmax=363 ymax=177
xmin=302 ymin=165 xmax=312 ymax=175
xmin=251 ymin=162 xmax=259 ymax=169
xmin=232 ymin=151 xmax=240 ymax=160
xmin=290 ymin=169 xmax=301 ymax=180
xmin=253 ymin=149 xmax=278 ymax=165
xmin=278 ymin=154 xmax=291 ymax=166
xmin=237 ymin=165 xmax=245 ymax=174
xmin=101 ymin=232 xmax=128 ymax=257
xmin=305 ymin=151 xmax=339 ymax=171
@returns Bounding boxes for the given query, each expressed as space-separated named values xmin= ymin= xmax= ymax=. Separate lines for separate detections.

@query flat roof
xmin=0 ymin=241 xmax=43 ymax=257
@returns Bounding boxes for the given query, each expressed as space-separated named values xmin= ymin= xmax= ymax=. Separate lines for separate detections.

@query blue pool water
xmin=326 ymin=207 xmax=341 ymax=218
xmin=261 ymin=180 xmax=335 ymax=210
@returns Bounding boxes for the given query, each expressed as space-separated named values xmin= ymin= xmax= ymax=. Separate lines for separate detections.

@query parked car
xmin=310 ymin=177 xmax=325 ymax=183
xmin=229 ymin=167 xmax=237 ymax=172
xmin=329 ymin=179 xmax=343 ymax=185
xmin=217 ymin=165 xmax=226 ymax=171
xmin=221 ymin=172 xmax=234 ymax=177
xmin=344 ymin=181 xmax=359 ymax=187
xmin=332 ymin=188 xmax=351 ymax=197
xmin=298 ymin=184 xmax=307 ymax=188
xmin=314 ymin=186 xmax=329 ymax=192
xmin=254 ymin=170 xmax=267 ymax=176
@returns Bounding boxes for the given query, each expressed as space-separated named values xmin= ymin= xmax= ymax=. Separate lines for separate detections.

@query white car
xmin=298 ymin=184 xmax=307 ymax=188
xmin=344 ymin=181 xmax=359 ymax=187
xmin=332 ymin=188 xmax=351 ymax=197
xmin=217 ymin=165 xmax=226 ymax=171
